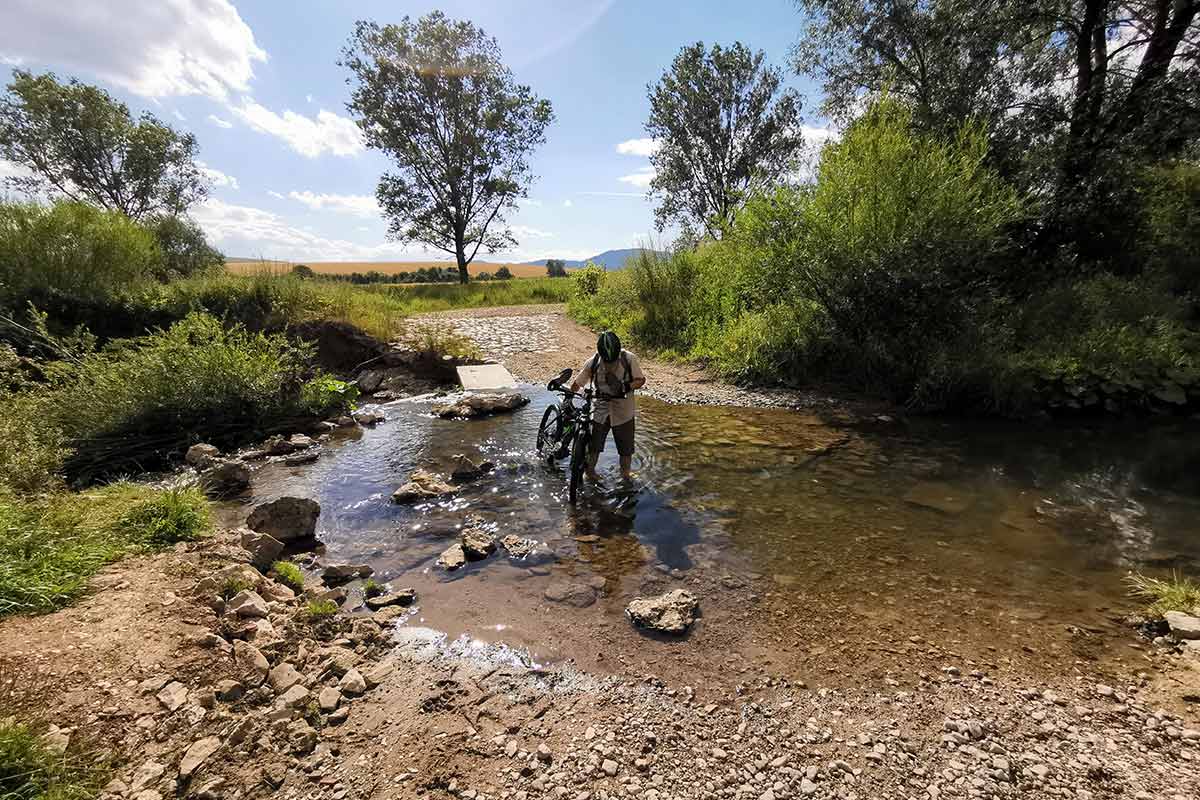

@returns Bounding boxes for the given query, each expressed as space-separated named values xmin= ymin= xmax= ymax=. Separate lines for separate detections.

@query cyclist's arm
xmin=570 ymin=359 xmax=593 ymax=392
xmin=627 ymin=352 xmax=646 ymax=391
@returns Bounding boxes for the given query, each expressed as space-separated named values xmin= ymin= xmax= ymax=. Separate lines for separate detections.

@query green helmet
xmin=597 ymin=330 xmax=622 ymax=363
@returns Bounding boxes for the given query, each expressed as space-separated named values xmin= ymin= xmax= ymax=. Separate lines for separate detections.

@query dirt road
xmin=414 ymin=305 xmax=878 ymax=418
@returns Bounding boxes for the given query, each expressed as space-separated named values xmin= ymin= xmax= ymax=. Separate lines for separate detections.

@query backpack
xmin=589 ymin=351 xmax=632 ymax=393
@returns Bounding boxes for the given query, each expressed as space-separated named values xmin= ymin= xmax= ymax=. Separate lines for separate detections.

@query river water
xmin=229 ymin=388 xmax=1200 ymax=688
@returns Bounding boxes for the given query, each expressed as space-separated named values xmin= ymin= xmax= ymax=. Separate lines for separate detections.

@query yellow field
xmin=225 ymin=259 xmax=546 ymax=279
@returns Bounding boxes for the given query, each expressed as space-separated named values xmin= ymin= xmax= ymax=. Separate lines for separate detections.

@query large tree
xmin=645 ymin=42 xmax=804 ymax=239
xmin=792 ymin=1 xmax=1200 ymax=192
xmin=342 ymin=13 xmax=554 ymax=284
xmin=0 ymin=70 xmax=208 ymax=219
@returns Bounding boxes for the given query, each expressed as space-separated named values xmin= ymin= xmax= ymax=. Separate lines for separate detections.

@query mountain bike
xmin=536 ymin=368 xmax=621 ymax=504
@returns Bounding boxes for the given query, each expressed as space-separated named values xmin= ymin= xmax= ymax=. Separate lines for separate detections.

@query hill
xmin=225 ymin=259 xmax=547 ymax=279
xmin=524 ymin=248 xmax=666 ymax=270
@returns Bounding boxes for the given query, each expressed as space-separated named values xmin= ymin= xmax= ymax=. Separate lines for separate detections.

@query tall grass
xmin=0 ymin=484 xmax=210 ymax=616
xmin=1125 ymin=571 xmax=1200 ymax=619
xmin=0 ymin=718 xmax=107 ymax=800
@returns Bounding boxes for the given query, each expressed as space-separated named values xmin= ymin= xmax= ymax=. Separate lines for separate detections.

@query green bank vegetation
xmin=1126 ymin=572 xmax=1200 ymax=619
xmin=0 ymin=717 xmax=107 ymax=800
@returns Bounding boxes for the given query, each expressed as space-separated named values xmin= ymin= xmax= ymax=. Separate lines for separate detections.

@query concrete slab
xmin=457 ymin=364 xmax=518 ymax=390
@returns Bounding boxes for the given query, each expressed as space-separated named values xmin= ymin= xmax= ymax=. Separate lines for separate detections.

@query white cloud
xmin=198 ymin=162 xmax=238 ymax=190
xmin=207 ymin=114 xmax=233 ymax=129
xmin=562 ymin=199 xmax=573 ymax=208
xmin=0 ymin=0 xmax=266 ymax=101
xmin=305 ymin=94 xmax=314 ymax=104
xmin=576 ymin=191 xmax=645 ymax=198
xmin=287 ymin=190 xmax=378 ymax=217
xmin=510 ymin=225 xmax=553 ymax=239
xmin=193 ymin=198 xmax=431 ymax=261
xmin=520 ymin=198 xmax=543 ymax=208
xmin=267 ymin=190 xmax=284 ymax=200
xmin=618 ymin=166 xmax=655 ymax=188
xmin=801 ymin=125 xmax=838 ymax=148
xmin=173 ymin=110 xmax=187 ymax=122
xmin=616 ymin=137 xmax=660 ymax=157
xmin=231 ymin=100 xmax=364 ymax=158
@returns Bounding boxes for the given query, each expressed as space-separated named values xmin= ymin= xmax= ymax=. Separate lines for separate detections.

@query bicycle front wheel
xmin=536 ymin=405 xmax=561 ymax=460
xmin=568 ymin=425 xmax=589 ymax=503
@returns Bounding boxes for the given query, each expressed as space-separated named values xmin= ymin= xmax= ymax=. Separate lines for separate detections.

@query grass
xmin=0 ymin=718 xmax=106 ymax=800
xmin=304 ymin=599 xmax=339 ymax=620
xmin=219 ymin=576 xmax=253 ymax=601
xmin=0 ymin=484 xmax=211 ymax=617
xmin=362 ymin=578 xmax=383 ymax=598
xmin=1125 ymin=571 xmax=1200 ymax=618
xmin=271 ymin=560 xmax=304 ymax=593
xmin=368 ymin=277 xmax=571 ymax=313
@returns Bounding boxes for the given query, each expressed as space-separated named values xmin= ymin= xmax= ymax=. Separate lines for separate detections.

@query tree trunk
xmin=454 ymin=230 xmax=469 ymax=284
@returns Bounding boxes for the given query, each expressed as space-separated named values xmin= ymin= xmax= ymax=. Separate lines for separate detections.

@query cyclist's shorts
xmin=592 ymin=417 xmax=635 ymax=457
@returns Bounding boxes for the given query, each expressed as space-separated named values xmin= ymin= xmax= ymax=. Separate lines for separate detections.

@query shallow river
xmin=229 ymin=388 xmax=1200 ymax=688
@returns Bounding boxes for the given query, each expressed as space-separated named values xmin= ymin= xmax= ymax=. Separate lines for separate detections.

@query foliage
xmin=647 ymin=41 xmax=803 ymax=238
xmin=0 ymin=717 xmax=106 ymax=800
xmin=0 ymin=391 xmax=69 ymax=495
xmin=362 ymin=578 xmax=383 ymax=598
xmin=1137 ymin=161 xmax=1200 ymax=293
xmin=18 ymin=313 xmax=325 ymax=482
xmin=342 ymin=12 xmax=554 ymax=283
xmin=219 ymin=577 xmax=253 ymax=601
xmin=299 ymin=376 xmax=359 ymax=418
xmin=304 ymin=598 xmax=339 ymax=621
xmin=291 ymin=264 xmax=315 ymax=280
xmin=545 ymin=259 xmax=568 ymax=278
xmin=374 ymin=276 xmax=570 ymax=313
xmin=146 ymin=214 xmax=224 ymax=280
xmin=494 ymin=266 xmax=513 ymax=280
xmin=1125 ymin=571 xmax=1200 ymax=619
xmin=0 ymin=70 xmax=208 ymax=218
xmin=0 ymin=201 xmax=160 ymax=309
xmin=0 ymin=482 xmax=211 ymax=616
xmin=571 ymin=263 xmax=606 ymax=298
xmin=271 ymin=561 xmax=305 ymax=593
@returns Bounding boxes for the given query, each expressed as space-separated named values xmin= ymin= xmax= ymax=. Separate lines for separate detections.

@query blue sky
xmin=0 ymin=0 xmax=829 ymax=263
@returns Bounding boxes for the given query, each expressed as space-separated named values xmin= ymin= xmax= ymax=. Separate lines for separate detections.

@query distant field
xmin=225 ymin=258 xmax=548 ymax=279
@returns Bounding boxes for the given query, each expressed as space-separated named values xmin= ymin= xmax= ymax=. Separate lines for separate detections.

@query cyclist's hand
xmin=622 ymin=380 xmax=633 ymax=398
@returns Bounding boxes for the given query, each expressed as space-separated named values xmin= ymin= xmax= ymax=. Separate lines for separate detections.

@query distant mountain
xmin=524 ymin=248 xmax=665 ymax=270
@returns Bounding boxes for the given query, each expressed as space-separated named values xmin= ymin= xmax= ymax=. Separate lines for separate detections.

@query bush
xmin=271 ymin=560 xmax=304 ymax=593
xmin=0 ymin=200 xmax=159 ymax=309
xmin=299 ymin=376 xmax=359 ymax=418
xmin=0 ymin=483 xmax=211 ymax=616
xmin=146 ymin=214 xmax=224 ymax=280
xmin=0 ymin=717 xmax=106 ymax=800
xmin=571 ymin=263 xmax=606 ymax=298
xmin=304 ymin=598 xmax=338 ymax=620
xmin=494 ymin=266 xmax=513 ymax=280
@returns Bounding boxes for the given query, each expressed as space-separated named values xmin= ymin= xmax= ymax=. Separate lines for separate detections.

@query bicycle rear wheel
xmin=568 ymin=425 xmax=589 ymax=504
xmin=536 ymin=405 xmax=561 ymax=460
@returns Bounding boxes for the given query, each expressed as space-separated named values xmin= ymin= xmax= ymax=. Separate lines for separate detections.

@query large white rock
xmin=1165 ymin=611 xmax=1200 ymax=640
xmin=625 ymin=589 xmax=699 ymax=634
xmin=246 ymin=497 xmax=320 ymax=541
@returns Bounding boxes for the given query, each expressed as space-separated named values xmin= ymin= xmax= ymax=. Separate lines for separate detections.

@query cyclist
xmin=569 ymin=330 xmax=645 ymax=482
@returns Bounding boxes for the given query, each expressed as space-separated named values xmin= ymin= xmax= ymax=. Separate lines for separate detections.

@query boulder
xmin=261 ymin=435 xmax=296 ymax=456
xmin=156 ymin=681 xmax=188 ymax=711
xmin=283 ymin=450 xmax=320 ymax=466
xmin=179 ymin=736 xmax=221 ymax=780
xmin=355 ymin=368 xmax=388 ymax=394
xmin=233 ymin=640 xmax=270 ymax=687
xmin=437 ymin=544 xmax=467 ymax=571
xmin=214 ymin=680 xmax=243 ymax=702
xmin=278 ymin=684 xmax=309 ymax=708
xmin=625 ymin=589 xmax=699 ymax=634
xmin=339 ymin=668 xmax=367 ymax=696
xmin=227 ymin=590 xmax=269 ymax=619
xmin=365 ymin=589 xmax=416 ymax=610
xmin=543 ymin=582 xmax=597 ymax=608
xmin=199 ymin=461 xmax=250 ymax=497
xmin=288 ymin=434 xmax=315 ymax=449
xmin=461 ymin=526 xmax=497 ymax=560
xmin=391 ymin=469 xmax=455 ymax=504
xmin=246 ymin=497 xmax=320 ymax=542
xmin=268 ymin=663 xmax=303 ymax=693
xmin=287 ymin=719 xmax=318 ymax=755
xmin=450 ymin=454 xmax=495 ymax=482
xmin=432 ymin=392 xmax=529 ymax=419
xmin=352 ymin=410 xmax=385 ymax=426
xmin=239 ymin=529 xmax=283 ymax=571
xmin=185 ymin=443 xmax=220 ymax=468
xmin=317 ymin=686 xmax=341 ymax=711
xmin=500 ymin=534 xmax=538 ymax=559
xmin=363 ymin=660 xmax=395 ymax=688
xmin=321 ymin=563 xmax=373 ymax=584
xmin=1165 ymin=611 xmax=1200 ymax=640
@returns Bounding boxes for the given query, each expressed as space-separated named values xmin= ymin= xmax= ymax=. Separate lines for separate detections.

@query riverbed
xmin=224 ymin=387 xmax=1200 ymax=689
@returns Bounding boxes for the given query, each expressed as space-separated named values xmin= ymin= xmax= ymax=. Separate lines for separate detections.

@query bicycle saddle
xmin=547 ymin=367 xmax=572 ymax=390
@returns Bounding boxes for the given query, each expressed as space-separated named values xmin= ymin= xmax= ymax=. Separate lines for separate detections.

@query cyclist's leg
xmin=587 ymin=418 xmax=609 ymax=480
xmin=612 ymin=418 xmax=635 ymax=480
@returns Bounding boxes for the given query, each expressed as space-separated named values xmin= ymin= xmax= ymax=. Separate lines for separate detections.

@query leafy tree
xmin=342 ymin=13 xmax=554 ymax=284
xmin=546 ymin=258 xmax=568 ymax=277
xmin=149 ymin=215 xmax=223 ymax=280
xmin=291 ymin=264 xmax=316 ymax=280
xmin=0 ymin=71 xmax=208 ymax=219
xmin=495 ymin=266 xmax=513 ymax=280
xmin=791 ymin=0 xmax=1200 ymax=257
xmin=646 ymin=42 xmax=804 ymax=239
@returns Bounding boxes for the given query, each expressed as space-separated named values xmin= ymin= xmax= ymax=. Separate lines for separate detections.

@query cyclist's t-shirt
xmin=577 ymin=349 xmax=644 ymax=426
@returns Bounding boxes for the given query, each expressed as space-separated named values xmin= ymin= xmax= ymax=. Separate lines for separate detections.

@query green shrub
xmin=271 ymin=561 xmax=304 ymax=593
xmin=219 ymin=576 xmax=253 ymax=601
xmin=0 ymin=392 xmax=69 ymax=495
xmin=362 ymin=578 xmax=383 ymax=598
xmin=146 ymin=214 xmax=224 ymax=280
xmin=304 ymin=598 xmax=338 ymax=620
xmin=299 ymin=376 xmax=359 ymax=417
xmin=571 ymin=263 xmax=606 ymax=297
xmin=0 ymin=717 xmax=106 ymax=800
xmin=0 ymin=200 xmax=159 ymax=309
xmin=0 ymin=482 xmax=212 ymax=616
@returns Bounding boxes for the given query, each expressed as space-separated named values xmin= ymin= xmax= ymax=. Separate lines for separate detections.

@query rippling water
xmin=227 ymin=387 xmax=1200 ymax=682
